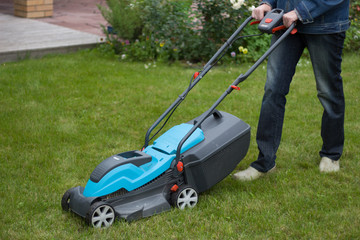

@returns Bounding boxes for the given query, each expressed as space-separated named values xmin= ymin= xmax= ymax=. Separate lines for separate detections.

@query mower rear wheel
xmin=87 ymin=202 xmax=116 ymax=228
xmin=61 ymin=189 xmax=72 ymax=211
xmin=172 ymin=185 xmax=198 ymax=210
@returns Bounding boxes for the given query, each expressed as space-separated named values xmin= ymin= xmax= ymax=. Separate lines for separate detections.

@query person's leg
xmin=250 ymin=33 xmax=305 ymax=173
xmin=234 ymin=34 xmax=305 ymax=181
xmin=306 ymin=33 xmax=345 ymax=160
xmin=234 ymin=33 xmax=305 ymax=181
xmin=305 ymin=32 xmax=346 ymax=172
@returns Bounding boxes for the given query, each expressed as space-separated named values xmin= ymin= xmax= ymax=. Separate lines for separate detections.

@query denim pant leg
xmin=305 ymin=33 xmax=346 ymax=161
xmin=251 ymin=34 xmax=305 ymax=173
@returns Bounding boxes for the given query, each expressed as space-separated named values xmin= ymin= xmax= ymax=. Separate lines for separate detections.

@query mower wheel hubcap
xmin=177 ymin=187 xmax=198 ymax=210
xmin=91 ymin=204 xmax=115 ymax=228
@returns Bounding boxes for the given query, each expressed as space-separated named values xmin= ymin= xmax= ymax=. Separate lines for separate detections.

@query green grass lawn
xmin=0 ymin=49 xmax=359 ymax=239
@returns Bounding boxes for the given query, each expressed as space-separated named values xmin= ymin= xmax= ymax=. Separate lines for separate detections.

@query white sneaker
xmin=319 ymin=157 xmax=340 ymax=172
xmin=233 ymin=165 xmax=275 ymax=181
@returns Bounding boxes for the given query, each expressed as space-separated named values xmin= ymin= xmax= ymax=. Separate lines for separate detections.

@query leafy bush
xmin=98 ymin=0 xmax=143 ymax=41
xmin=141 ymin=0 xmax=198 ymax=62
xmin=344 ymin=1 xmax=360 ymax=52
xmin=98 ymin=0 xmax=273 ymax=63
xmin=100 ymin=0 xmax=196 ymax=62
xmin=193 ymin=0 xmax=271 ymax=62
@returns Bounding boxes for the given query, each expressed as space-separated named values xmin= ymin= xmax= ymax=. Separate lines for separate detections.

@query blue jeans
xmin=251 ymin=32 xmax=346 ymax=173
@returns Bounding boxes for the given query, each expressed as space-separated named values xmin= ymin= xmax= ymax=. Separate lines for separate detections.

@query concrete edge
xmin=0 ymin=42 xmax=103 ymax=64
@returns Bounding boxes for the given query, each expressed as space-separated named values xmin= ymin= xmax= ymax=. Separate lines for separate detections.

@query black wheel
xmin=61 ymin=189 xmax=72 ymax=211
xmin=171 ymin=185 xmax=198 ymax=210
xmin=87 ymin=202 xmax=116 ymax=228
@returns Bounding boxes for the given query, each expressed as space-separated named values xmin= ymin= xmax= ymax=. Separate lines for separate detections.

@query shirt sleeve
xmin=295 ymin=0 xmax=347 ymax=24
xmin=260 ymin=0 xmax=277 ymax=9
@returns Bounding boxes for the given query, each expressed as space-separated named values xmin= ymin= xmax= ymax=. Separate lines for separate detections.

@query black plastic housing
xmin=183 ymin=111 xmax=250 ymax=193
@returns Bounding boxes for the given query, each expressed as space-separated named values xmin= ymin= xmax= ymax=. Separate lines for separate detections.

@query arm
xmin=295 ymin=0 xmax=348 ymax=24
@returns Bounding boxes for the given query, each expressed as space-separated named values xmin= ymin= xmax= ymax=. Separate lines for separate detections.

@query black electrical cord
xmin=145 ymin=71 xmax=201 ymax=146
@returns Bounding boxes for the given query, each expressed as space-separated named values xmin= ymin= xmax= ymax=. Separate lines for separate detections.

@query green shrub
xmin=98 ymin=0 xmax=273 ymax=63
xmin=100 ymin=0 xmax=196 ymax=62
xmin=141 ymin=0 xmax=197 ymax=62
xmin=193 ymin=0 xmax=271 ymax=62
xmin=344 ymin=1 xmax=360 ymax=52
xmin=98 ymin=0 xmax=143 ymax=41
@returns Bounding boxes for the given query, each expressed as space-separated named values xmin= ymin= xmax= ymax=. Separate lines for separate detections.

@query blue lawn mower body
xmin=62 ymin=10 xmax=296 ymax=228
xmin=63 ymin=111 xmax=250 ymax=227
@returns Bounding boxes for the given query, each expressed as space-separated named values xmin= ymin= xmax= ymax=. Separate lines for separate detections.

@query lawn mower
xmin=61 ymin=9 xmax=296 ymax=228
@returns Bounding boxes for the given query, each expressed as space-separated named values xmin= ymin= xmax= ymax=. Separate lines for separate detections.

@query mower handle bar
xmin=144 ymin=16 xmax=253 ymax=148
xmin=144 ymin=16 xmax=296 ymax=161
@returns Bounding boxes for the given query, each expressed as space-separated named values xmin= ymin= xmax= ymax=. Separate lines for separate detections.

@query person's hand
xmin=252 ymin=4 xmax=272 ymax=20
xmin=283 ymin=10 xmax=298 ymax=28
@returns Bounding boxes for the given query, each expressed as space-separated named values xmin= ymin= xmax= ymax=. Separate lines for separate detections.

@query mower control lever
xmin=258 ymin=9 xmax=284 ymax=34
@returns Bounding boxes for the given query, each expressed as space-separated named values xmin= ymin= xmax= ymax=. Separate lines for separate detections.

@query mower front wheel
xmin=172 ymin=185 xmax=198 ymax=210
xmin=87 ymin=202 xmax=116 ymax=228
